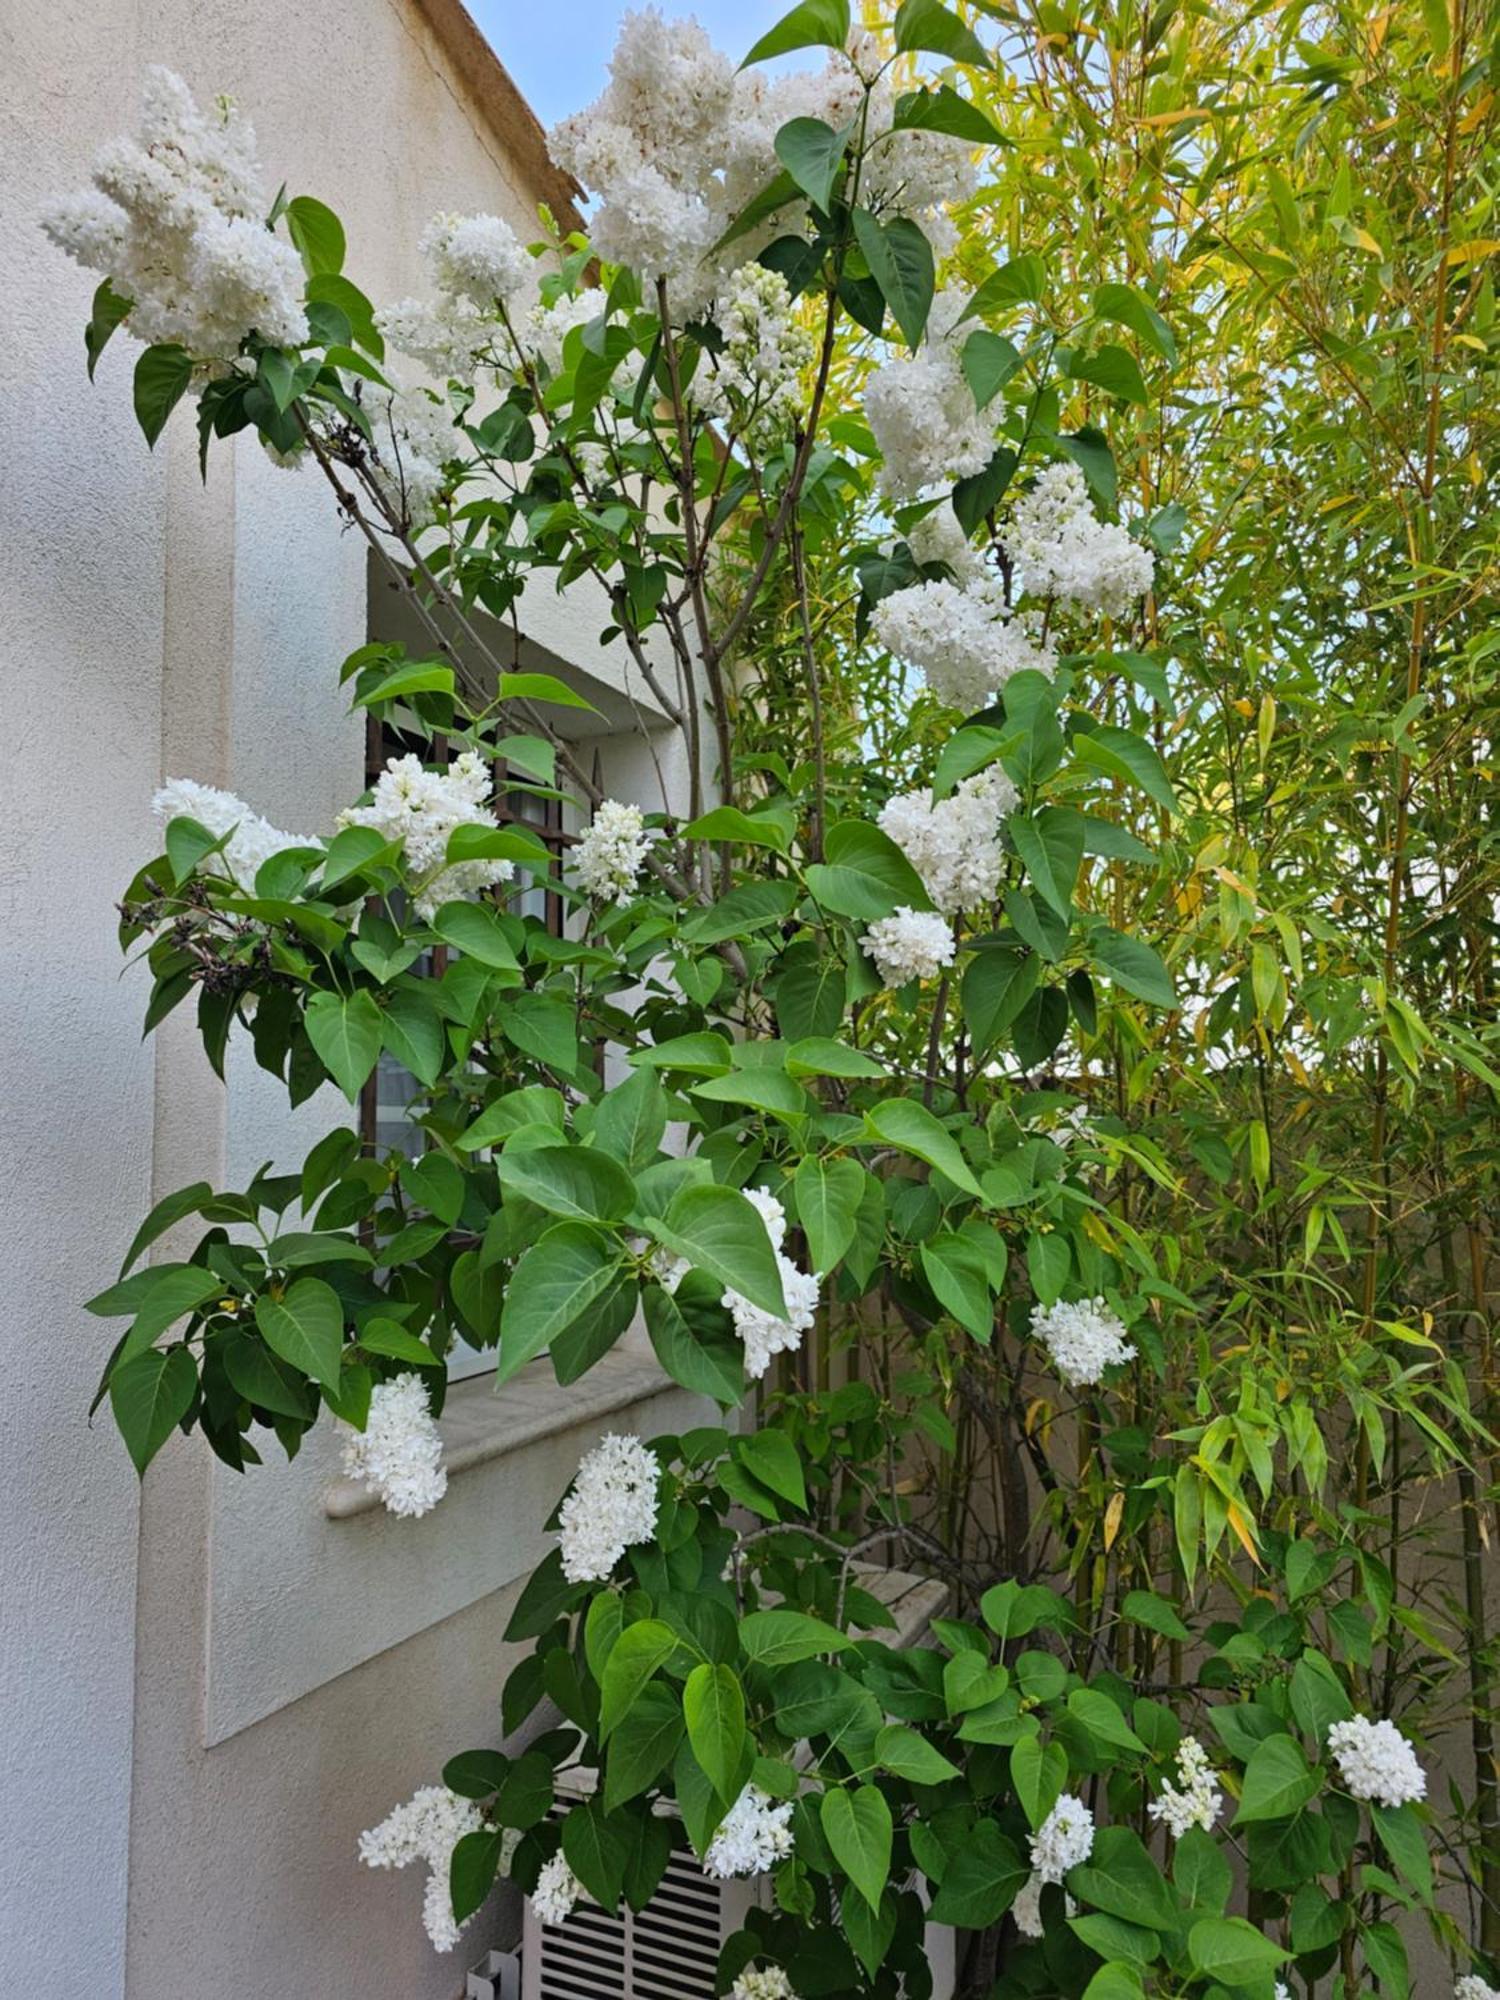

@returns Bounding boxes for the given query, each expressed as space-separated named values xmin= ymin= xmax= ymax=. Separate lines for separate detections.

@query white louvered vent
xmin=521 ymin=1808 xmax=757 ymax=2000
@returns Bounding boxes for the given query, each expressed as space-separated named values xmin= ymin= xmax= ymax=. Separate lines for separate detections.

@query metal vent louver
xmin=522 ymin=1810 xmax=755 ymax=2000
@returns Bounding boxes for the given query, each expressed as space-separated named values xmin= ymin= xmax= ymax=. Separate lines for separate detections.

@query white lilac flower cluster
xmin=722 ymin=1187 xmax=820 ymax=1376
xmin=42 ymin=68 xmax=309 ymax=365
xmin=574 ymin=798 xmax=651 ymax=902
xmin=879 ymin=766 xmax=1018 ymax=915
xmin=906 ymin=505 xmax=990 ymax=585
xmin=367 ymin=384 xmax=461 ymax=529
xmin=699 ymin=264 xmax=816 ymax=445
xmin=1014 ymin=1793 xmax=1094 ymax=1937
xmin=731 ymin=1969 xmax=798 ymax=2000
xmin=1148 ymin=1735 xmax=1223 ymax=1838
xmin=153 ymin=776 xmax=307 ymax=886
xmin=557 ymin=1432 xmax=661 ymax=1583
xmin=340 ymin=1373 xmax=448 ymax=1518
xmin=871 ymin=574 xmax=1057 ymax=713
xmin=704 ymin=1784 xmax=796 ymax=1879
xmin=530 ymin=1852 xmax=586 ymax=1926
xmin=358 ymin=1784 xmax=488 ymax=1951
xmin=525 ymin=288 xmax=603 ymax=374
xmin=1003 ymin=460 xmax=1155 ymax=621
xmin=864 ymin=289 xmax=995 ymax=500
xmin=1326 ymin=1716 xmax=1426 ymax=1807
xmin=1455 ymin=1977 xmax=1500 ymax=2000
xmin=862 ymin=907 xmax=957 ymax=988
xmin=377 ymin=209 xmax=533 ymax=381
xmin=657 ymin=1187 xmax=821 ymax=1375
xmin=1030 ymin=1297 xmax=1137 ymax=1389
xmin=337 ymin=750 xmax=512 ymax=921
xmin=549 ymin=14 xmax=974 ymax=320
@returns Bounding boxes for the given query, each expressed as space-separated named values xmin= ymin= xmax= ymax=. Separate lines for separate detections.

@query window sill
xmin=324 ymin=1350 xmax=676 ymax=1520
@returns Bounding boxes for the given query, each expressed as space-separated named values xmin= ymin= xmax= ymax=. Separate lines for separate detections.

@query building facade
xmin=1 ymin=4 xmax=701 ymax=1993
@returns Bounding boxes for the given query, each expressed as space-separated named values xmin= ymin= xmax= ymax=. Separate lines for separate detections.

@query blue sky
xmin=467 ymin=0 xmax=790 ymax=129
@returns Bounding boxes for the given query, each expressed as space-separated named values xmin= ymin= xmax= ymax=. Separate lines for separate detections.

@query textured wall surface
xmin=1 ymin=4 xmax=695 ymax=1996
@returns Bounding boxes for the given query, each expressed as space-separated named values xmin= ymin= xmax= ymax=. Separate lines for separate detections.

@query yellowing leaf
xmin=1103 ymin=1490 xmax=1126 ymax=1551
xmin=1444 ymin=240 xmax=1500 ymax=266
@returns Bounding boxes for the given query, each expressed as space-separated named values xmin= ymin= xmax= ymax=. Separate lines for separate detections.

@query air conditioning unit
xmin=520 ymin=1566 xmax=956 ymax=2000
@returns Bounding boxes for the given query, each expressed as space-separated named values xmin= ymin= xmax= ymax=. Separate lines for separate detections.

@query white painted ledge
xmin=324 ymin=1354 xmax=676 ymax=1520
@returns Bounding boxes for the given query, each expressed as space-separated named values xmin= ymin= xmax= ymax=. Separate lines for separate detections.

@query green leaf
xmin=600 ymin=1619 xmax=681 ymax=1738
xmin=962 ymin=329 xmax=1021 ymax=409
xmin=1068 ymin=1825 xmax=1179 ymax=1930
xmin=1010 ymin=806 xmax=1085 ymax=917
xmin=118 ymin=1181 xmax=215 ymax=1276
xmin=605 ymin=1684 xmax=686 ymax=1811
xmin=285 ymin=194 xmax=346 ymax=276
xmin=805 ymin=818 xmax=930 ymax=920
xmin=920 ymin=1233 xmax=996 ymax=1340
xmin=449 ymin=1826 xmax=505 ymax=1924
xmin=631 ymin=1032 xmax=735 ymax=1076
xmin=1364 ymin=1920 xmax=1409 ymax=2000
xmin=741 ymin=0 xmax=850 ymax=66
xmin=651 ymin=1184 xmax=787 ymax=1319
xmin=1072 ymin=724 xmax=1177 ymax=809
xmin=498 ymin=1223 xmax=624 ymax=1383
xmin=498 ymin=670 xmax=598 ymax=710
xmin=254 ymin=1276 xmax=345 ymax=1388
xmin=1091 ymin=929 xmax=1176 ymax=1009
xmin=892 ymin=85 xmax=1008 ymax=147
xmin=1372 ymin=1802 xmax=1433 ymax=1900
xmin=1093 ymin=282 xmax=1176 ymax=364
xmin=786 ymin=1038 xmax=884 ymax=1079
xmin=561 ymin=1802 xmax=630 ymax=1912
xmin=926 ymin=1821 xmax=1028 ymax=1925
xmin=443 ymin=1749 xmax=508 ymax=1799
xmin=962 ymin=947 xmax=1039 ymax=1051
xmin=497 ymin=1144 xmax=635 ymax=1224
xmin=1079 ymin=1965 xmax=1145 ymax=2000
xmin=740 ymin=1610 xmax=847 ymax=1667
xmin=737 ymin=1429 xmax=807 ymax=1508
xmin=821 ymin=1785 xmax=893 ymax=1909
xmin=1174 ymin=1826 xmax=1232 ymax=1913
xmin=852 ymin=211 xmax=935 ymax=349
xmin=1061 ymin=425 xmax=1116 ymax=508
xmin=691 ymin=1067 xmax=810 ymax=1120
xmin=1121 ymin=1590 xmax=1191 ymax=1643
xmin=110 ymin=1346 xmax=197 ymax=1474
xmin=221 ymin=1330 xmax=316 ymax=1419
xmin=963 ymin=255 xmax=1047 ymax=319
xmin=793 ymin=1157 xmax=866 ymax=1274
xmin=1289 ymin=1652 xmax=1352 ymax=1741
xmin=1067 ymin=1686 xmax=1146 ymax=1754
xmin=680 ymin=806 xmax=790 ymax=850
xmin=684 ymin=1663 xmax=748 ymax=1801
xmin=1070 ymin=343 xmax=1149 ymax=404
xmin=1188 ymin=1917 xmax=1288 ymax=1986
xmin=357 ymin=1317 xmax=439 ymax=1367
xmin=680 ymin=881 xmax=799 ymax=943
xmin=303 ymin=990 xmax=385 ymax=1101
xmin=86 ymin=278 xmax=133 ymax=380
xmin=863 ymin=1098 xmax=983 ymax=1198
xmin=774 ymin=117 xmax=847 ymax=214
xmin=875 ymin=1724 xmax=961 ymax=1785
xmin=1234 ymin=1734 xmax=1323 ymax=1824
xmin=593 ymin=1067 xmax=668 ymax=1170
xmin=429 ymin=901 xmax=520 ymax=969
xmin=133 ymin=343 xmax=192 ymax=448
xmin=381 ymin=986 xmax=446 ymax=1087
xmin=894 ymin=0 xmax=990 ymax=66
xmin=1011 ymin=1732 xmax=1067 ymax=1828
xmin=642 ymin=1284 xmax=744 ymax=1406
xmin=501 ymin=994 xmax=579 ymax=1074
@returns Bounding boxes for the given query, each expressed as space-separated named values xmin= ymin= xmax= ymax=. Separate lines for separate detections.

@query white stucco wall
xmin=1 ymin=5 xmax=702 ymax=1996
